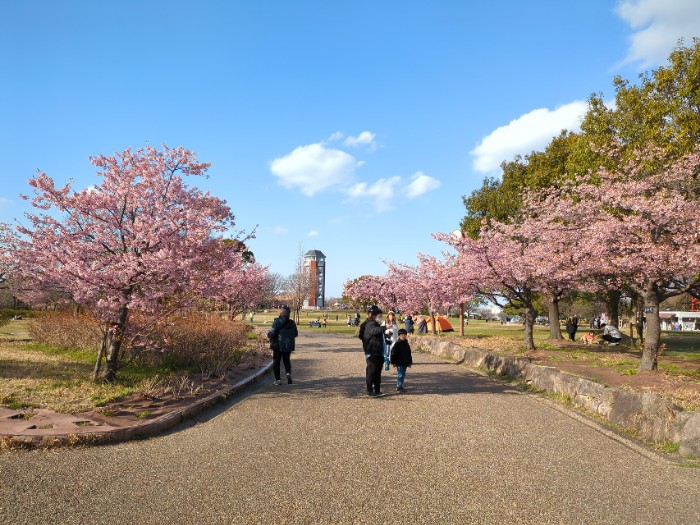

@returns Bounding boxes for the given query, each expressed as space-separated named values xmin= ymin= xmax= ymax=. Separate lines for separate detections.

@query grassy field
xmin=251 ymin=309 xmax=700 ymax=353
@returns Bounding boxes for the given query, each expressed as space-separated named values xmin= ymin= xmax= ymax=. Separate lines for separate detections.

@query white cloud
xmin=616 ymin=0 xmax=700 ymax=68
xmin=327 ymin=131 xmax=343 ymax=142
xmin=307 ymin=230 xmax=319 ymax=237
xmin=470 ymin=100 xmax=587 ymax=174
xmin=270 ymin=143 xmax=360 ymax=196
xmin=0 ymin=197 xmax=10 ymax=206
xmin=405 ymin=171 xmax=441 ymax=199
xmin=345 ymin=176 xmax=402 ymax=213
xmin=344 ymin=131 xmax=377 ymax=151
xmin=273 ymin=226 xmax=289 ymax=235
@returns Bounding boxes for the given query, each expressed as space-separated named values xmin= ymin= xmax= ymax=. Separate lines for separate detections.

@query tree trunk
xmin=104 ymin=305 xmax=129 ymax=382
xmin=606 ymin=289 xmax=621 ymax=328
xmin=639 ymin=290 xmax=660 ymax=372
xmin=459 ymin=303 xmax=465 ymax=337
xmin=523 ymin=304 xmax=538 ymax=351
xmin=92 ymin=327 xmax=108 ymax=382
xmin=548 ymin=298 xmax=563 ymax=340
xmin=430 ymin=313 xmax=437 ymax=335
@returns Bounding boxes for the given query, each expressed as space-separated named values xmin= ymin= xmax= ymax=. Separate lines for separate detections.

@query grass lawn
xmin=0 ymin=341 xmax=155 ymax=413
xmin=0 ymin=320 xmax=263 ymax=414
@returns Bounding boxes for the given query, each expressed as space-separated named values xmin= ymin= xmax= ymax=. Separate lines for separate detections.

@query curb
xmin=1 ymin=361 xmax=273 ymax=449
xmin=411 ymin=336 xmax=700 ymax=459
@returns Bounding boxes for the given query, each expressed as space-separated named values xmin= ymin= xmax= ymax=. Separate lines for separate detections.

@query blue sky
xmin=2 ymin=1 xmax=699 ymax=296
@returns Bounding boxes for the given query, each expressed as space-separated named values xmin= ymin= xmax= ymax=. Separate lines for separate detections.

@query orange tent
xmin=426 ymin=316 xmax=454 ymax=332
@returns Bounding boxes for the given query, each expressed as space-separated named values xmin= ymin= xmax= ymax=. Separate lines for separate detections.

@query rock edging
xmin=1 ymin=361 xmax=273 ymax=449
xmin=411 ymin=337 xmax=700 ymax=458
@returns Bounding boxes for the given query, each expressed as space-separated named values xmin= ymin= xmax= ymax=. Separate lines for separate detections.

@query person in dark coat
xmin=362 ymin=305 xmax=386 ymax=397
xmin=565 ymin=316 xmax=577 ymax=341
xmin=390 ymin=328 xmax=413 ymax=392
xmin=404 ymin=314 xmax=414 ymax=334
xmin=267 ymin=306 xmax=298 ymax=385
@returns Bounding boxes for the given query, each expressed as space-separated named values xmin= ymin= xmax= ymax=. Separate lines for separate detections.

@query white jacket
xmin=381 ymin=321 xmax=399 ymax=357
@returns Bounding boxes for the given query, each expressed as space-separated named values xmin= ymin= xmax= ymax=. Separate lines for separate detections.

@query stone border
xmin=411 ymin=337 xmax=700 ymax=458
xmin=1 ymin=361 xmax=273 ymax=449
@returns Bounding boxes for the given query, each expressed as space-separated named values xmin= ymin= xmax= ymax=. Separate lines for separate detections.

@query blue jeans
xmin=396 ymin=366 xmax=407 ymax=388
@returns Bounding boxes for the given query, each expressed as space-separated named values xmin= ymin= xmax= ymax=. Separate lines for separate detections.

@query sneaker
xmin=396 ymin=386 xmax=405 ymax=392
xmin=367 ymin=391 xmax=376 ymax=397
xmin=273 ymin=380 xmax=282 ymax=386
xmin=374 ymin=392 xmax=386 ymax=397
xmin=287 ymin=373 xmax=293 ymax=384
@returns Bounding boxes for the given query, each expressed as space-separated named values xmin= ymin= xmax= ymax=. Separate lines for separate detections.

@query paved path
xmin=2 ymin=332 xmax=699 ymax=524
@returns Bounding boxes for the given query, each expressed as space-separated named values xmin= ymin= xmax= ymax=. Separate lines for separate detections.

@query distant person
xmin=390 ymin=329 xmax=413 ymax=392
xmin=416 ymin=315 xmax=428 ymax=334
xmin=404 ymin=314 xmax=414 ymax=334
xmin=601 ymin=323 xmax=622 ymax=346
xmin=267 ymin=306 xmax=298 ymax=385
xmin=322 ymin=316 xmax=327 ymax=328
xmin=565 ymin=316 xmax=577 ymax=341
xmin=362 ymin=305 xmax=386 ymax=397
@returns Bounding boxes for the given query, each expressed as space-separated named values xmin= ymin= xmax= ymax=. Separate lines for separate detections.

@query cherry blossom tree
xmin=533 ymin=149 xmax=700 ymax=370
xmin=437 ymin=227 xmax=544 ymax=350
xmin=4 ymin=145 xmax=251 ymax=380
xmin=342 ymin=275 xmax=390 ymax=311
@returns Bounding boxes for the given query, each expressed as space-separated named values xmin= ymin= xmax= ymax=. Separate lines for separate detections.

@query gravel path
xmin=2 ymin=332 xmax=699 ymax=524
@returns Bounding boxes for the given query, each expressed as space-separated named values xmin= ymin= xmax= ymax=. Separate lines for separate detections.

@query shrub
xmin=28 ymin=312 xmax=103 ymax=351
xmin=28 ymin=311 xmax=253 ymax=377
xmin=138 ymin=315 xmax=251 ymax=374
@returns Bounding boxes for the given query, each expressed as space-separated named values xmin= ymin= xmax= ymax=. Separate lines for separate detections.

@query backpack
xmin=358 ymin=319 xmax=369 ymax=351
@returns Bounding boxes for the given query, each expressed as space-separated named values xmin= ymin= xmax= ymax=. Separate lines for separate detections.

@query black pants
xmin=366 ymin=355 xmax=383 ymax=393
xmin=567 ymin=331 xmax=576 ymax=341
xmin=602 ymin=335 xmax=621 ymax=344
xmin=273 ymin=350 xmax=291 ymax=380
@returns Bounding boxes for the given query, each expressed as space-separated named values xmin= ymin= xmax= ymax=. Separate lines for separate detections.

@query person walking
xmin=267 ymin=306 xmax=298 ymax=385
xmin=362 ymin=305 xmax=386 ymax=397
xmin=390 ymin=329 xmax=413 ymax=392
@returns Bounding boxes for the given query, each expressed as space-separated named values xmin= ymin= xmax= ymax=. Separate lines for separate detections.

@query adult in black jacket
xmin=362 ymin=305 xmax=386 ymax=396
xmin=565 ymin=316 xmax=577 ymax=342
xmin=267 ymin=306 xmax=298 ymax=385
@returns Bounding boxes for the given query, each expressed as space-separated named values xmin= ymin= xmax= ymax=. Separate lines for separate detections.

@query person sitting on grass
xmin=580 ymin=331 xmax=599 ymax=345
xmin=390 ymin=329 xmax=413 ymax=392
xmin=601 ymin=323 xmax=622 ymax=346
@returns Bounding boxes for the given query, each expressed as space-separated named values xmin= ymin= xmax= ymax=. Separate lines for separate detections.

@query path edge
xmin=1 ymin=361 xmax=273 ymax=450
xmin=411 ymin=336 xmax=700 ymax=459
